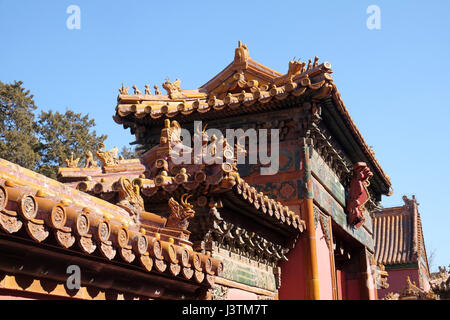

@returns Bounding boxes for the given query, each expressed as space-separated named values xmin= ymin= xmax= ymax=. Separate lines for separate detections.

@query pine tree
xmin=36 ymin=109 xmax=107 ymax=178
xmin=0 ymin=81 xmax=110 ymax=179
xmin=0 ymin=81 xmax=41 ymax=169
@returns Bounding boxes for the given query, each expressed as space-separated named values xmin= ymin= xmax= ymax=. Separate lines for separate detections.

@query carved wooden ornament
xmin=346 ymin=162 xmax=373 ymax=228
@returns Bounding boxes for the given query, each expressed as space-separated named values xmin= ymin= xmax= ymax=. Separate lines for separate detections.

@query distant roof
xmin=374 ymin=195 xmax=429 ymax=272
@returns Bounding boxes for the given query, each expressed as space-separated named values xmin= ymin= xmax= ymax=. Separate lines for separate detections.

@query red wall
xmin=278 ymin=235 xmax=308 ymax=300
xmin=336 ymin=268 xmax=362 ymax=300
xmin=346 ymin=279 xmax=361 ymax=300
xmin=315 ymin=224 xmax=334 ymax=300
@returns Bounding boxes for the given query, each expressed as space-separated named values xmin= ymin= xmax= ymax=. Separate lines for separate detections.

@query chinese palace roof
xmin=113 ymin=41 xmax=392 ymax=197
xmin=0 ymin=157 xmax=223 ymax=298
xmin=57 ymin=120 xmax=305 ymax=236
xmin=0 ymin=115 xmax=306 ymax=298
xmin=56 ymin=119 xmax=305 ymax=273
xmin=373 ymin=195 xmax=429 ymax=269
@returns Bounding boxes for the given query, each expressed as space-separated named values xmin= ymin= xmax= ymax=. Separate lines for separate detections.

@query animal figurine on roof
xmin=166 ymin=193 xmax=195 ymax=230
xmin=162 ymin=78 xmax=183 ymax=98
xmin=133 ymin=84 xmax=141 ymax=95
xmin=144 ymin=84 xmax=152 ymax=95
xmin=116 ymin=177 xmax=144 ymax=224
xmin=234 ymin=40 xmax=249 ymax=64
xmin=84 ymin=150 xmax=97 ymax=168
xmin=96 ymin=144 xmax=119 ymax=167
xmin=119 ymin=83 xmax=129 ymax=95
xmin=65 ymin=152 xmax=80 ymax=168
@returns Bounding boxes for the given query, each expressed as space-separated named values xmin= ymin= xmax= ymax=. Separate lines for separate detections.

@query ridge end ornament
xmin=233 ymin=40 xmax=249 ymax=70
xmin=162 ymin=78 xmax=183 ymax=99
xmin=167 ymin=193 xmax=195 ymax=231
xmin=119 ymin=83 xmax=129 ymax=95
xmin=116 ymin=177 xmax=144 ymax=224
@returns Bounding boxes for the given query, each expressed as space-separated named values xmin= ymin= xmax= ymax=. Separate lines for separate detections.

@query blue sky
xmin=1 ymin=0 xmax=449 ymax=271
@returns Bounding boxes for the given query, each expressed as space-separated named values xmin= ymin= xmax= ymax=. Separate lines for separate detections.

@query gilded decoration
xmin=216 ymin=250 xmax=277 ymax=292
xmin=211 ymin=285 xmax=228 ymax=300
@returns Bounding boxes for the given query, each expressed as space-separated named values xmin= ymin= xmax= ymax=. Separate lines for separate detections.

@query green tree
xmin=0 ymin=81 xmax=109 ymax=179
xmin=0 ymin=81 xmax=41 ymax=169
xmin=35 ymin=109 xmax=107 ymax=178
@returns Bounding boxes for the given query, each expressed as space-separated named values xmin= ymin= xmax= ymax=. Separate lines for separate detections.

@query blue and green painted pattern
xmin=385 ymin=263 xmax=418 ymax=270
xmin=213 ymin=250 xmax=277 ymax=292
xmin=302 ymin=142 xmax=313 ymax=199
xmin=362 ymin=209 xmax=373 ymax=234
xmin=312 ymin=177 xmax=374 ymax=251
xmin=310 ymin=149 xmax=346 ymax=206
xmin=310 ymin=150 xmax=374 ymax=240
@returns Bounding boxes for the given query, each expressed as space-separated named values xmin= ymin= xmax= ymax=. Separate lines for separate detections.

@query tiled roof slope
xmin=0 ymin=158 xmax=222 ymax=288
xmin=374 ymin=195 xmax=429 ymax=269
xmin=57 ymin=120 xmax=305 ymax=234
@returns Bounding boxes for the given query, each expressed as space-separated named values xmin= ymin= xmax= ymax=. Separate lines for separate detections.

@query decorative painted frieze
xmin=310 ymin=149 xmax=346 ymax=206
xmin=213 ymin=249 xmax=277 ymax=292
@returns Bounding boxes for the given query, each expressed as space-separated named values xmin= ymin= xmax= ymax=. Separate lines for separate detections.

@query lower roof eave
xmin=0 ymin=235 xmax=208 ymax=300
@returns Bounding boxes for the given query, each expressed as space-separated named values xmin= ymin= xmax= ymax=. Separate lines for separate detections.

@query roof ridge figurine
xmin=162 ymin=78 xmax=183 ymax=99
xmin=96 ymin=143 xmax=119 ymax=167
xmin=119 ymin=83 xmax=129 ymax=95
xmin=167 ymin=193 xmax=195 ymax=231
xmin=65 ymin=152 xmax=80 ymax=168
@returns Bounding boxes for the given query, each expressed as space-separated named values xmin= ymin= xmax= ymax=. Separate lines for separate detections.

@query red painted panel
xmin=336 ymin=267 xmax=362 ymax=300
xmin=336 ymin=269 xmax=346 ymax=300
xmin=346 ymin=279 xmax=361 ymax=300
xmin=278 ymin=236 xmax=307 ymax=300
xmin=377 ymin=268 xmax=419 ymax=299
